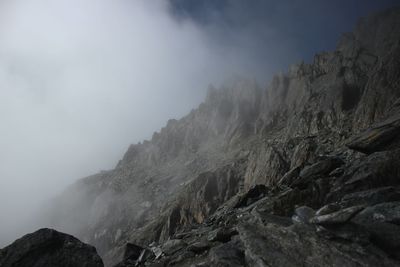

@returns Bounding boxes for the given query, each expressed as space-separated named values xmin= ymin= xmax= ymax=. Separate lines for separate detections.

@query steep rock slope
xmin=47 ymin=7 xmax=400 ymax=267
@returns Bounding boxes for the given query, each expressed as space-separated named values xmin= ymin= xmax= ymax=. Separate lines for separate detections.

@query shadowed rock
xmin=0 ymin=228 xmax=103 ymax=267
xmin=292 ymin=206 xmax=315 ymax=224
xmin=312 ymin=205 xmax=365 ymax=225
xmin=234 ymin=184 xmax=268 ymax=208
xmin=347 ymin=113 xmax=400 ymax=154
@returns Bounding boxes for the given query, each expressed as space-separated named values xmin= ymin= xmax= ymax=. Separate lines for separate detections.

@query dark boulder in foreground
xmin=0 ymin=228 xmax=103 ymax=267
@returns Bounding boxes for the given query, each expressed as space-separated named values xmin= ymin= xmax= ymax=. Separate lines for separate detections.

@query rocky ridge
xmin=2 ymin=7 xmax=400 ymax=267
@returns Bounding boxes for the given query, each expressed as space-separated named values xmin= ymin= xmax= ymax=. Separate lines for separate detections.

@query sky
xmin=0 ymin=0 xmax=398 ymax=246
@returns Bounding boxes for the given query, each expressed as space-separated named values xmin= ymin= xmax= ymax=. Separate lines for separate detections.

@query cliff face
xmin=46 ymin=8 xmax=400 ymax=267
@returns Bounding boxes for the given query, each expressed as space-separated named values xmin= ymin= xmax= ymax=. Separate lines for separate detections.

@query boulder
xmin=208 ymin=240 xmax=245 ymax=267
xmin=312 ymin=205 xmax=364 ymax=225
xmin=347 ymin=113 xmax=400 ymax=154
xmin=0 ymin=228 xmax=103 ymax=267
xmin=292 ymin=206 xmax=315 ymax=224
xmin=299 ymin=157 xmax=344 ymax=179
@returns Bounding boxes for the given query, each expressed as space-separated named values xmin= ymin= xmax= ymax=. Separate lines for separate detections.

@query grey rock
xmin=315 ymin=223 xmax=370 ymax=244
xmin=121 ymin=243 xmax=144 ymax=262
xmin=352 ymin=203 xmax=400 ymax=259
xmin=327 ymin=149 xmax=400 ymax=202
xmin=341 ymin=187 xmax=400 ymax=207
xmin=208 ymin=241 xmax=245 ymax=267
xmin=352 ymin=202 xmax=400 ymax=226
xmin=136 ymin=249 xmax=153 ymax=264
xmin=151 ymin=247 xmax=163 ymax=259
xmin=237 ymin=221 xmax=398 ymax=267
xmin=114 ymin=247 xmax=153 ymax=267
xmin=187 ymin=241 xmax=210 ymax=254
xmin=168 ymin=250 xmax=196 ymax=266
xmin=312 ymin=205 xmax=365 ymax=225
xmin=299 ymin=157 xmax=344 ymax=178
xmin=0 ymin=228 xmax=103 ymax=267
xmin=207 ymin=228 xmax=238 ymax=243
xmin=277 ymin=166 xmax=301 ymax=187
xmin=315 ymin=203 xmax=341 ymax=216
xmin=161 ymin=239 xmax=187 ymax=255
xmin=292 ymin=206 xmax=315 ymax=224
xmin=234 ymin=184 xmax=268 ymax=208
xmin=347 ymin=113 xmax=400 ymax=154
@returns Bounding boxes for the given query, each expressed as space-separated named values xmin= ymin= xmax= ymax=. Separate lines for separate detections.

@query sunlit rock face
xmin=30 ymin=7 xmax=400 ymax=267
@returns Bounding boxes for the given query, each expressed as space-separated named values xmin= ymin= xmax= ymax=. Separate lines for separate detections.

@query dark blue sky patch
xmin=169 ymin=0 xmax=399 ymax=77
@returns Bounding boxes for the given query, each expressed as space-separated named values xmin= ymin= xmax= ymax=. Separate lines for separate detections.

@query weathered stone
xmin=209 ymin=241 xmax=245 ymax=267
xmin=244 ymin=145 xmax=289 ymax=188
xmin=187 ymin=241 xmax=210 ymax=254
xmin=352 ymin=202 xmax=400 ymax=226
xmin=237 ymin=221 xmax=398 ymax=267
xmin=315 ymin=203 xmax=341 ymax=216
xmin=277 ymin=166 xmax=301 ymax=186
xmin=168 ymin=250 xmax=196 ymax=265
xmin=0 ymin=228 xmax=103 ymax=267
xmin=136 ymin=249 xmax=154 ymax=264
xmin=122 ymin=243 xmax=144 ymax=262
xmin=327 ymin=149 xmax=400 ymax=200
xmin=312 ymin=205 xmax=365 ymax=225
xmin=351 ymin=203 xmax=400 ymax=259
xmin=250 ymin=209 xmax=293 ymax=227
xmin=315 ymin=223 xmax=370 ymax=244
xmin=347 ymin=113 xmax=400 ymax=154
xmin=207 ymin=228 xmax=238 ymax=243
xmin=341 ymin=187 xmax=400 ymax=207
xmin=114 ymin=247 xmax=154 ymax=267
xmin=234 ymin=184 xmax=268 ymax=208
xmin=161 ymin=239 xmax=187 ymax=255
xmin=292 ymin=206 xmax=315 ymax=224
xmin=299 ymin=157 xmax=344 ymax=179
xmin=151 ymin=246 xmax=163 ymax=259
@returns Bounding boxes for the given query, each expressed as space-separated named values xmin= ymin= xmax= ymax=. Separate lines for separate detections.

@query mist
xmin=0 ymin=0 xmax=268 ymax=246
xmin=0 ymin=0 xmax=398 ymax=247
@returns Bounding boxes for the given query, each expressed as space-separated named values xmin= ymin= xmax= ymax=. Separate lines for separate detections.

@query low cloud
xmin=0 ymin=0 xmax=269 ymax=246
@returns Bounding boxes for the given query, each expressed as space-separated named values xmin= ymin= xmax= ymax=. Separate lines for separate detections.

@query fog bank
xmin=0 ymin=0 xmax=242 ymax=245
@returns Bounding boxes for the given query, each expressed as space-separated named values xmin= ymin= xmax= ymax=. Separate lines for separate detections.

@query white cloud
xmin=0 ymin=0 xmax=240 ymax=245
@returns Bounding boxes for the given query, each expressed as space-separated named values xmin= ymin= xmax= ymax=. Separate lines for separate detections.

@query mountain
xmin=2 ymin=7 xmax=400 ymax=267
